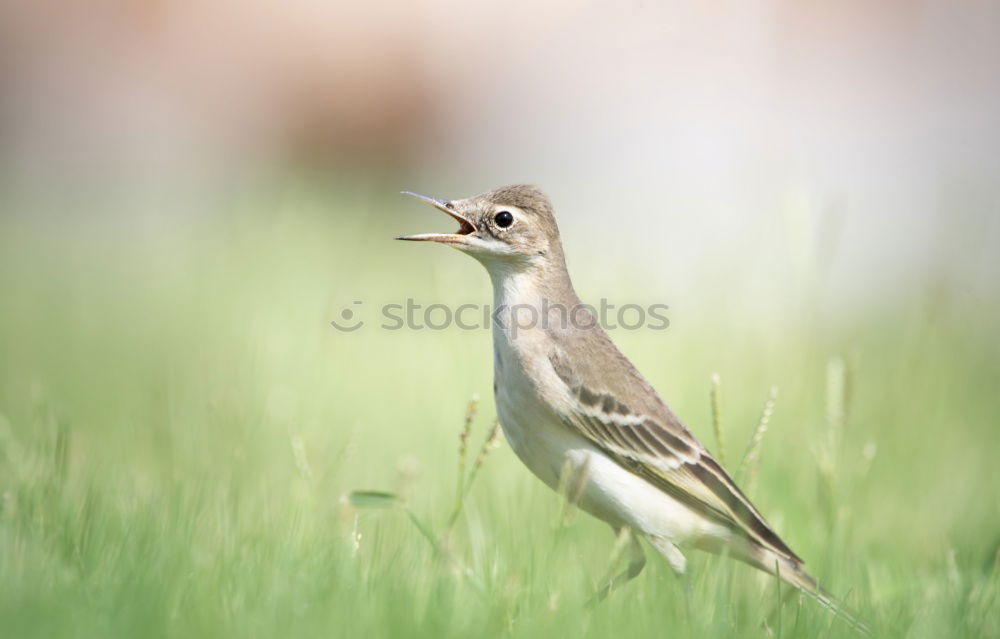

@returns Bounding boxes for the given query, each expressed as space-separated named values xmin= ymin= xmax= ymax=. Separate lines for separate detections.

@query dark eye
xmin=495 ymin=210 xmax=514 ymax=228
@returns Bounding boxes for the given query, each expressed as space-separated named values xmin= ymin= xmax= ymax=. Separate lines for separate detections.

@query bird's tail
xmin=747 ymin=549 xmax=872 ymax=636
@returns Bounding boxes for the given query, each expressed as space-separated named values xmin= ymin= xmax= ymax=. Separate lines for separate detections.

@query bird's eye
xmin=495 ymin=211 xmax=514 ymax=228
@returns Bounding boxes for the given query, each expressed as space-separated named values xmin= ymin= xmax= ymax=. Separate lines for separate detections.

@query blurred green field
xmin=0 ymin=184 xmax=998 ymax=638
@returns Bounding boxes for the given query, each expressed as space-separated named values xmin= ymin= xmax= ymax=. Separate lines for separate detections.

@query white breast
xmin=491 ymin=312 xmax=565 ymax=488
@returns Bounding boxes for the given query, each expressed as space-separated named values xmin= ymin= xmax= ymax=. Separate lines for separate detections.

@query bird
xmin=397 ymin=184 xmax=868 ymax=633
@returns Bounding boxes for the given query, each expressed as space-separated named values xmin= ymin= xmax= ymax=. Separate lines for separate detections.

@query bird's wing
xmin=548 ymin=348 xmax=801 ymax=563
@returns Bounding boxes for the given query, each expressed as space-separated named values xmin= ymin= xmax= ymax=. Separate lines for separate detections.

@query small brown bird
xmin=399 ymin=185 xmax=867 ymax=633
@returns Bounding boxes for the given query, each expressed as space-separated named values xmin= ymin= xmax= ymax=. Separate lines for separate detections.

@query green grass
xmin=1 ymin=184 xmax=998 ymax=638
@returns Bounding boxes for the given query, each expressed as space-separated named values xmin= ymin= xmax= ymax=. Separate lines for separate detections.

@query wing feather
xmin=550 ymin=351 xmax=801 ymax=563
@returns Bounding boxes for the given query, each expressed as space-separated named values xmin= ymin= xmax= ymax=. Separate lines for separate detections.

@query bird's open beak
xmin=396 ymin=191 xmax=478 ymax=244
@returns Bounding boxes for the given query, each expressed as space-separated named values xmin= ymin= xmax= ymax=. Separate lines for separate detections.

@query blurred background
xmin=1 ymin=1 xmax=999 ymax=637
xmin=2 ymin=0 xmax=998 ymax=310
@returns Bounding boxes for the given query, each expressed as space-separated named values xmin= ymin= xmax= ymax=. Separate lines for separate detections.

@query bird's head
xmin=397 ymin=185 xmax=563 ymax=271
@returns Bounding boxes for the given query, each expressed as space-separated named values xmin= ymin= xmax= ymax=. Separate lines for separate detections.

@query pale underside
xmin=488 ymin=269 xmax=800 ymax=576
xmin=494 ymin=331 xmax=722 ymax=575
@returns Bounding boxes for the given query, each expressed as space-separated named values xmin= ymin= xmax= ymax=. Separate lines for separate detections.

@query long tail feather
xmin=765 ymin=555 xmax=872 ymax=636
